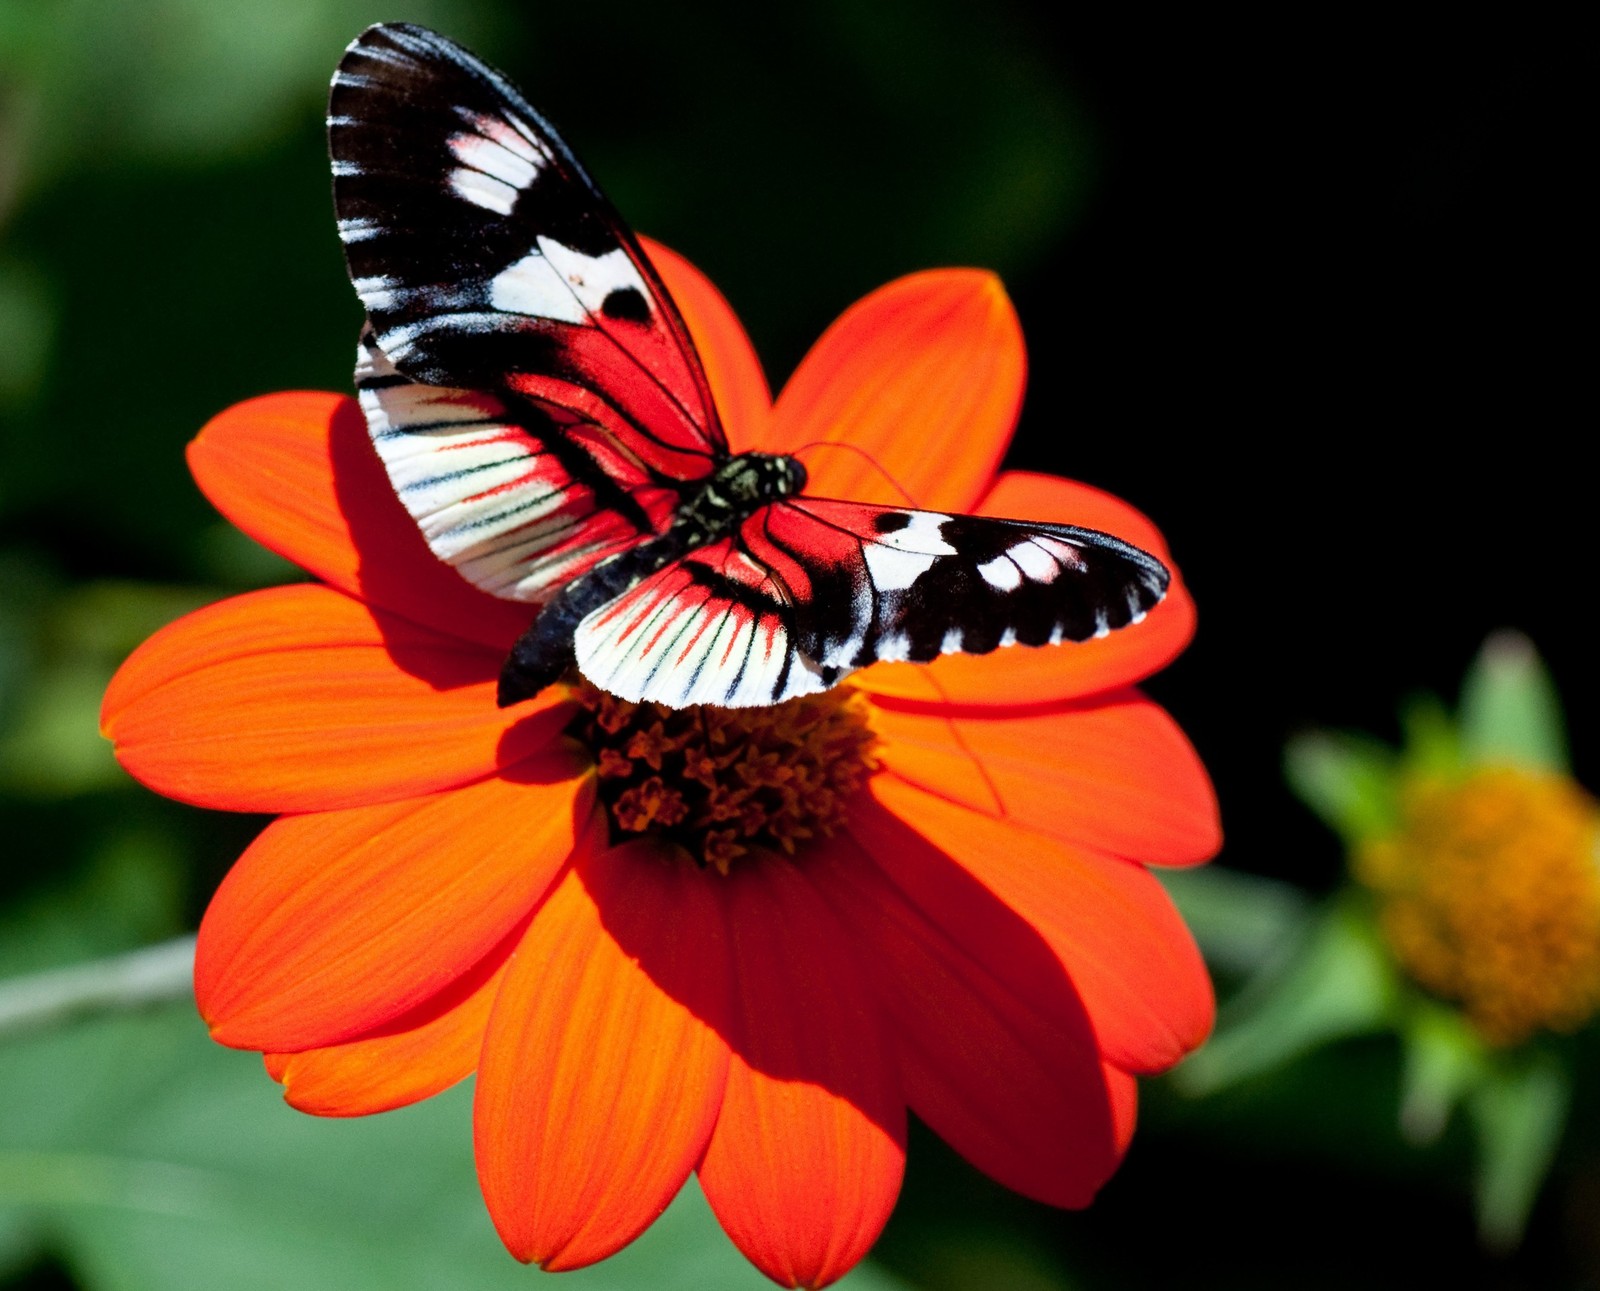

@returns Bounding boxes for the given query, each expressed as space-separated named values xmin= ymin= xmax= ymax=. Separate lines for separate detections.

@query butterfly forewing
xmin=571 ymin=499 xmax=1169 ymax=707
xmin=329 ymin=23 xmax=725 ymax=479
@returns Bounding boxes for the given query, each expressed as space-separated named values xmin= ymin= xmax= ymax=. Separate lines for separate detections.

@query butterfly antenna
xmin=883 ymin=669 xmax=1009 ymax=823
xmin=794 ymin=441 xmax=918 ymax=508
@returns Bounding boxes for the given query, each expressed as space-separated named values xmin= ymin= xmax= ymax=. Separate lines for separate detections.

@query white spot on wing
xmin=1009 ymin=539 xmax=1064 ymax=582
xmin=352 ymin=275 xmax=399 ymax=311
xmin=976 ymin=553 xmax=1023 ymax=591
xmin=448 ymin=128 xmax=541 ymax=193
xmin=536 ymin=238 xmax=648 ymax=317
xmin=449 ymin=168 xmax=519 ymax=215
xmin=489 ymin=251 xmax=585 ymax=323
xmin=874 ymin=631 xmax=912 ymax=663
xmin=863 ymin=511 xmax=956 ymax=592
xmin=338 ymin=217 xmax=382 ymax=243
xmin=349 ymin=41 xmax=417 ymax=71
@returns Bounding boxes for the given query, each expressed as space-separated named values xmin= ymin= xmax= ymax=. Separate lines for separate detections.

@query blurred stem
xmin=0 ymin=935 xmax=195 ymax=1038
xmin=0 ymin=1149 xmax=230 ymax=1216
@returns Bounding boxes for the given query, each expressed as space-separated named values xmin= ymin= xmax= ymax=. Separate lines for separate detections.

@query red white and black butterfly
xmin=328 ymin=23 xmax=1169 ymax=710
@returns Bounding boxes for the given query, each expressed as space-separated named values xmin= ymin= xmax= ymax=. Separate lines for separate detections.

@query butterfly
xmin=328 ymin=23 xmax=1170 ymax=710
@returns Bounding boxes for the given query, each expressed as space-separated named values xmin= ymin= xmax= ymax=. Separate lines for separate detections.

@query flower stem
xmin=0 ymin=935 xmax=196 ymax=1039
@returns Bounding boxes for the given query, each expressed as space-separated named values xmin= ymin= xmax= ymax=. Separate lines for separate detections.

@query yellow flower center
xmin=566 ymin=681 xmax=880 ymax=873
xmin=1356 ymin=766 xmax=1600 ymax=1046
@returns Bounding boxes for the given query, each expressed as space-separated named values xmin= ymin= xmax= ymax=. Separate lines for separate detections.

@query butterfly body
xmin=499 ymin=449 xmax=808 ymax=704
xmin=331 ymin=24 xmax=1171 ymax=710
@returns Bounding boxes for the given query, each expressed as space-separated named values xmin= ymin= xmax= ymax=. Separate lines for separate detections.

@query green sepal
xmin=1468 ymin=1049 xmax=1569 ymax=1252
xmin=1157 ymin=865 xmax=1312 ymax=978
xmin=1175 ymin=898 xmax=1401 ymax=1097
xmin=1284 ymin=731 xmax=1398 ymax=844
xmin=1459 ymin=630 xmax=1569 ymax=773
xmin=1398 ymin=693 xmax=1462 ymax=777
xmin=1397 ymin=1001 xmax=1490 ymax=1146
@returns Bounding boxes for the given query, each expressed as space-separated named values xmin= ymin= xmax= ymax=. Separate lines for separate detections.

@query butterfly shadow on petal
xmin=588 ymin=810 xmax=1123 ymax=1174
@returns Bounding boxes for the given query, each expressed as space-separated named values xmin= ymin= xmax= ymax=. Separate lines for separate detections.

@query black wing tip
xmin=334 ymin=23 xmax=489 ymax=95
xmin=345 ymin=21 xmax=446 ymax=52
xmin=1075 ymin=524 xmax=1171 ymax=603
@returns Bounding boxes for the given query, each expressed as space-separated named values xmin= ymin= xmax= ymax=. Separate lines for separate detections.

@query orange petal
xmin=809 ymin=834 xmax=1122 ymax=1208
xmin=640 ymin=236 xmax=771 ymax=454
xmin=475 ymin=841 xmax=731 ymax=1271
xmin=870 ymin=688 xmax=1220 ymax=867
xmin=102 ymin=585 xmax=570 ymax=813
xmin=852 ymin=776 xmax=1213 ymax=1074
xmin=856 ymin=470 xmax=1196 ymax=704
xmin=264 ymin=922 xmax=520 ymax=1116
xmin=197 ymin=771 xmax=595 ymax=1052
xmin=1104 ymin=1062 xmax=1138 ymax=1157
xmin=188 ymin=391 xmax=532 ymax=651
xmin=698 ymin=860 xmax=905 ymax=1290
xmin=770 ymin=270 xmax=1024 ymax=512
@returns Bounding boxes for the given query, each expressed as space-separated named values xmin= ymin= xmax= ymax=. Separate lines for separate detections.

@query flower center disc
xmin=567 ymin=681 xmax=879 ymax=872
xmin=1357 ymin=766 xmax=1600 ymax=1045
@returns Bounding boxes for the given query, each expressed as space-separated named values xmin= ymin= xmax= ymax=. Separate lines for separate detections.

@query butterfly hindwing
xmin=329 ymin=23 xmax=724 ymax=481
xmin=572 ymin=537 xmax=812 ymax=708
xmin=355 ymin=329 xmax=681 ymax=602
xmin=572 ymin=499 xmax=1170 ymax=706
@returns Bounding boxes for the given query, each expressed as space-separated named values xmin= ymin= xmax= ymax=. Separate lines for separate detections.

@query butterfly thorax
xmin=497 ymin=451 xmax=807 ymax=707
xmin=676 ymin=452 xmax=808 ymax=537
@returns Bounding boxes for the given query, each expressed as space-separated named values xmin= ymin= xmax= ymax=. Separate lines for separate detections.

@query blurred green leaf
xmin=0 ymin=1208 xmax=34 ymax=1283
xmin=1468 ymin=1051 xmax=1568 ymax=1253
xmin=0 ymin=579 xmax=217 ymax=799
xmin=0 ymin=258 xmax=55 ymax=412
xmin=1176 ymin=901 xmax=1400 ymax=1097
xmin=889 ymin=1227 xmax=1070 ymax=1291
xmin=1158 ymin=865 xmax=1312 ymax=978
xmin=0 ymin=999 xmax=913 ymax=1290
xmin=1 ymin=0 xmax=498 ymax=201
xmin=0 ymin=552 xmax=52 ymax=731
xmin=1458 ymin=630 xmax=1568 ymax=773
xmin=192 ymin=524 xmax=304 ymax=591
xmin=1397 ymin=1003 xmax=1488 ymax=1146
xmin=0 ymin=661 xmax=123 ymax=796
xmin=1284 ymin=731 xmax=1397 ymax=843
xmin=49 ymin=582 xmax=219 ymax=661
xmin=0 ymin=828 xmax=185 ymax=979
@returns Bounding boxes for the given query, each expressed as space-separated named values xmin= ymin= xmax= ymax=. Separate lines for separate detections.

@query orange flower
xmin=101 ymin=242 xmax=1219 ymax=1289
